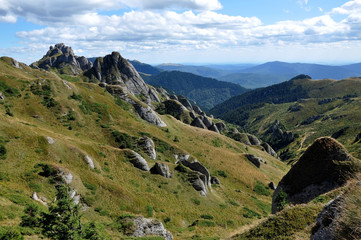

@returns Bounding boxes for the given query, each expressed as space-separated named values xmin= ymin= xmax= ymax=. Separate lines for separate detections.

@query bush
xmin=20 ymin=204 xmax=42 ymax=228
xmin=0 ymin=227 xmax=23 ymax=240
xmin=217 ymin=170 xmax=227 ymax=178
xmin=253 ymin=181 xmax=270 ymax=196
xmin=200 ymin=214 xmax=214 ymax=220
xmin=243 ymin=206 xmax=262 ymax=219
xmin=198 ymin=220 xmax=216 ymax=227
xmin=274 ymin=189 xmax=289 ymax=212
xmin=111 ymin=131 xmax=134 ymax=149
xmin=146 ymin=205 xmax=153 ymax=218
xmin=0 ymin=145 xmax=7 ymax=159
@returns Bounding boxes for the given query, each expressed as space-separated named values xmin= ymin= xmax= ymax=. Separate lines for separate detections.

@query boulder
xmin=311 ymin=196 xmax=343 ymax=240
xmin=169 ymin=95 xmax=178 ymax=100
xmin=192 ymin=105 xmax=203 ymax=115
xmin=180 ymin=159 xmax=211 ymax=189
xmin=189 ymin=172 xmax=208 ymax=196
xmin=272 ymin=137 xmax=359 ymax=213
xmin=137 ymin=137 xmax=156 ymax=160
xmin=46 ymin=136 xmax=55 ymax=145
xmin=58 ymin=168 xmax=73 ymax=184
xmin=121 ymin=216 xmax=173 ymax=240
xmin=84 ymin=155 xmax=95 ymax=169
xmin=211 ymin=176 xmax=220 ymax=185
xmin=261 ymin=142 xmax=278 ymax=158
xmin=31 ymin=192 xmax=47 ymax=206
xmin=158 ymin=99 xmax=192 ymax=124
xmin=247 ymin=134 xmax=261 ymax=145
xmin=268 ymin=182 xmax=276 ymax=190
xmin=191 ymin=117 xmax=207 ymax=129
xmin=151 ymin=162 xmax=172 ymax=178
xmin=202 ymin=117 xmax=213 ymax=129
xmin=129 ymin=151 xmax=150 ymax=171
xmin=134 ymin=104 xmax=167 ymax=127
xmin=177 ymin=95 xmax=193 ymax=110
xmin=0 ymin=92 xmax=4 ymax=100
xmin=246 ymin=154 xmax=265 ymax=168
xmin=209 ymin=124 xmax=220 ymax=134
xmin=215 ymin=122 xmax=226 ymax=132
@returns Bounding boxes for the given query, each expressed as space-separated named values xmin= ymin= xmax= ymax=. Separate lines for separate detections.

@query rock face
xmin=264 ymin=120 xmax=295 ymax=151
xmin=151 ymin=162 xmax=172 ymax=178
xmin=246 ymin=154 xmax=265 ymax=168
xmin=209 ymin=124 xmax=220 ymax=134
xmin=177 ymin=95 xmax=193 ymax=110
xmin=121 ymin=216 xmax=173 ymax=240
xmin=215 ymin=122 xmax=226 ymax=132
xmin=58 ymin=168 xmax=73 ymax=184
xmin=191 ymin=117 xmax=207 ymax=129
xmin=31 ymin=43 xmax=93 ymax=75
xmin=311 ymin=196 xmax=343 ymax=240
xmin=247 ymin=134 xmax=261 ymax=145
xmin=137 ymin=137 xmax=156 ymax=160
xmin=129 ymin=151 xmax=150 ymax=171
xmin=261 ymin=142 xmax=278 ymax=158
xmin=272 ymin=137 xmax=358 ymax=214
xmin=158 ymin=99 xmax=192 ymax=124
xmin=85 ymin=52 xmax=159 ymax=103
xmin=134 ymin=104 xmax=167 ymax=127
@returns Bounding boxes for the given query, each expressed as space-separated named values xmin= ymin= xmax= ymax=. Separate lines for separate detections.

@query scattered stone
xmin=137 ymin=137 xmax=156 ymax=160
xmin=246 ymin=154 xmax=265 ymax=168
xmin=215 ymin=122 xmax=226 ymax=132
xmin=261 ymin=142 xmax=278 ymax=158
xmin=311 ymin=196 xmax=343 ymax=240
xmin=134 ymin=104 xmax=167 ymax=127
xmin=150 ymin=162 xmax=172 ymax=178
xmin=58 ymin=168 xmax=73 ymax=184
xmin=191 ymin=117 xmax=207 ymax=129
xmin=121 ymin=216 xmax=173 ymax=240
xmin=46 ymin=136 xmax=55 ymax=145
xmin=31 ymin=192 xmax=47 ymax=206
xmin=129 ymin=151 xmax=150 ymax=171
xmin=268 ymin=182 xmax=276 ymax=190
xmin=209 ymin=124 xmax=220 ymax=134
xmin=0 ymin=92 xmax=4 ymax=100
xmin=84 ymin=155 xmax=95 ymax=169
xmin=211 ymin=176 xmax=220 ymax=185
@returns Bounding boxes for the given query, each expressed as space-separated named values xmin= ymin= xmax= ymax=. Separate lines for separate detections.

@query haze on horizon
xmin=0 ymin=0 xmax=361 ymax=65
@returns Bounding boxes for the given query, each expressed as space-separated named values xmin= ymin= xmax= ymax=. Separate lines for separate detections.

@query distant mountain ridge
xmin=144 ymin=71 xmax=248 ymax=110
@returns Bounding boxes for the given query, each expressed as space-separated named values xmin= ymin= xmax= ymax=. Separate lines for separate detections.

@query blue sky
xmin=0 ymin=0 xmax=360 ymax=65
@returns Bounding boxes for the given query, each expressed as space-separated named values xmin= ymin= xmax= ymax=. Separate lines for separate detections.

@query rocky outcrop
xmin=137 ymin=137 xmax=156 ymax=160
xmin=150 ymin=162 xmax=172 ymax=178
xmin=191 ymin=117 xmax=207 ymax=129
xmin=264 ymin=120 xmax=295 ymax=151
xmin=209 ymin=124 xmax=220 ymax=134
xmin=177 ymin=95 xmax=193 ymax=110
xmin=215 ymin=122 xmax=226 ymax=132
xmin=157 ymin=100 xmax=192 ymax=124
xmin=247 ymin=134 xmax=261 ymax=145
xmin=129 ymin=151 xmax=150 ymax=171
xmin=268 ymin=182 xmax=276 ymax=190
xmin=261 ymin=142 xmax=278 ymax=158
xmin=192 ymin=105 xmax=203 ymax=115
xmin=181 ymin=159 xmax=211 ymax=188
xmin=189 ymin=172 xmax=208 ymax=196
xmin=58 ymin=168 xmax=73 ymax=184
xmin=134 ymin=104 xmax=167 ymax=127
xmin=272 ymin=137 xmax=359 ymax=213
xmin=46 ymin=136 xmax=55 ymax=145
xmin=84 ymin=155 xmax=95 ymax=169
xmin=31 ymin=43 xmax=93 ymax=75
xmin=120 ymin=216 xmax=173 ymax=240
xmin=311 ymin=196 xmax=343 ymax=240
xmin=211 ymin=176 xmax=220 ymax=185
xmin=31 ymin=192 xmax=47 ymax=206
xmin=246 ymin=154 xmax=265 ymax=168
xmin=85 ymin=51 xmax=159 ymax=103
xmin=202 ymin=117 xmax=213 ymax=129
xmin=0 ymin=92 xmax=4 ymax=100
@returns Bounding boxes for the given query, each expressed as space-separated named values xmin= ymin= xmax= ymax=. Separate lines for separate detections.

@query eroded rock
xmin=138 ymin=137 xmax=156 ymax=160
xmin=151 ymin=162 xmax=172 ymax=178
xmin=129 ymin=151 xmax=150 ymax=171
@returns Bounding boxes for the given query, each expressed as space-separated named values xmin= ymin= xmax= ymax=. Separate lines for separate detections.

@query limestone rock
xmin=211 ymin=176 xmax=220 ymax=185
xmin=192 ymin=105 xmax=203 ymax=115
xmin=84 ymin=155 xmax=95 ymax=169
xmin=31 ymin=192 xmax=47 ymax=206
xmin=46 ymin=136 xmax=55 ymax=145
xmin=246 ymin=154 xmax=265 ymax=168
xmin=158 ymin=99 xmax=192 ymax=124
xmin=261 ymin=142 xmax=278 ymax=158
xmin=215 ymin=122 xmax=226 ymax=132
xmin=191 ymin=117 xmax=207 ymax=129
xmin=311 ymin=196 xmax=343 ymax=240
xmin=0 ymin=92 xmax=4 ymax=100
xmin=85 ymin=51 xmax=159 ymax=103
xmin=137 ymin=137 xmax=156 ymax=160
xmin=180 ymin=159 xmax=211 ymax=194
xmin=169 ymin=95 xmax=178 ymax=100
xmin=58 ymin=168 xmax=73 ymax=184
xmin=177 ymin=95 xmax=193 ymax=110
xmin=202 ymin=117 xmax=213 ymax=129
xmin=31 ymin=43 xmax=93 ymax=75
xmin=134 ymin=104 xmax=167 ymax=127
xmin=151 ymin=162 xmax=172 ymax=178
xmin=272 ymin=137 xmax=358 ymax=213
xmin=268 ymin=182 xmax=276 ymax=190
xmin=121 ymin=216 xmax=173 ymax=240
xmin=189 ymin=172 xmax=208 ymax=196
xmin=209 ymin=124 xmax=220 ymax=134
xmin=129 ymin=151 xmax=150 ymax=171
xmin=247 ymin=134 xmax=261 ymax=145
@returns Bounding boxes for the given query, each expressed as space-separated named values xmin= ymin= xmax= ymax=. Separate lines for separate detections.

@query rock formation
xmin=129 ymin=151 xmax=150 ymax=171
xmin=246 ymin=154 xmax=266 ymax=168
xmin=261 ymin=142 xmax=278 ymax=158
xmin=137 ymin=137 xmax=156 ymax=160
xmin=150 ymin=162 xmax=172 ymax=178
xmin=31 ymin=43 xmax=93 ymax=75
xmin=272 ymin=137 xmax=359 ymax=213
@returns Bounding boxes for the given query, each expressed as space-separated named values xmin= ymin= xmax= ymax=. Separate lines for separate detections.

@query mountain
xmin=31 ymin=43 xmax=93 ymax=75
xmin=145 ymin=71 xmax=248 ymax=110
xmin=218 ymin=72 xmax=289 ymax=89
xmin=128 ymin=60 xmax=162 ymax=75
xmin=157 ymin=64 xmax=227 ymax=78
xmin=0 ymin=48 xmax=288 ymax=239
xmin=342 ymin=62 xmax=361 ymax=74
xmin=239 ymin=61 xmax=361 ymax=80
xmin=210 ymin=74 xmax=361 ymax=163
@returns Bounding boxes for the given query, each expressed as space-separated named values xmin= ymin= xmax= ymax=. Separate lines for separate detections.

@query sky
xmin=0 ymin=0 xmax=361 ymax=65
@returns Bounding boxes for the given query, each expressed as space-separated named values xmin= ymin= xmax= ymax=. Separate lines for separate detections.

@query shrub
xmin=111 ymin=131 xmax=134 ymax=149
xmin=200 ymin=214 xmax=214 ymax=220
xmin=274 ymin=189 xmax=289 ymax=212
xmin=217 ymin=170 xmax=227 ymax=178
xmin=243 ymin=206 xmax=262 ymax=219
xmin=253 ymin=181 xmax=270 ymax=196
xmin=0 ymin=227 xmax=23 ymax=240
xmin=212 ymin=138 xmax=221 ymax=147
xmin=146 ymin=205 xmax=153 ymax=217
xmin=0 ymin=145 xmax=7 ymax=159
xmin=198 ymin=220 xmax=216 ymax=227
xmin=192 ymin=199 xmax=201 ymax=205
xmin=20 ymin=204 xmax=42 ymax=228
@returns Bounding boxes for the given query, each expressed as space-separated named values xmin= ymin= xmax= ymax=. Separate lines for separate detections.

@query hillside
xmin=210 ymin=75 xmax=361 ymax=163
xmin=218 ymin=73 xmax=289 ymax=89
xmin=157 ymin=64 xmax=227 ymax=79
xmin=145 ymin=71 xmax=248 ymax=110
xmin=0 ymin=53 xmax=287 ymax=239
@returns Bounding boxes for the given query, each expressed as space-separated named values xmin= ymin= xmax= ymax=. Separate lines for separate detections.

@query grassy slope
xmin=0 ymin=57 xmax=288 ymax=239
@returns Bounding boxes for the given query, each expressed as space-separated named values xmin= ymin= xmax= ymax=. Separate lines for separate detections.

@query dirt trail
xmin=298 ymin=131 xmax=315 ymax=150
